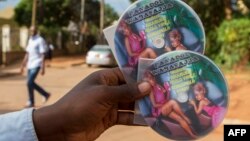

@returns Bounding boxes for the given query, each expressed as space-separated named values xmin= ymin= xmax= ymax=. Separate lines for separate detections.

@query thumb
xmin=106 ymin=81 xmax=151 ymax=103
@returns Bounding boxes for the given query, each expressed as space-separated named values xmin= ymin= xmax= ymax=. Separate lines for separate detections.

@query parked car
xmin=86 ymin=45 xmax=116 ymax=67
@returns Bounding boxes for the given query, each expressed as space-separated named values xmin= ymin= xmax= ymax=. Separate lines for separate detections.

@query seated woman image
xmin=144 ymin=71 xmax=197 ymax=139
xmin=189 ymin=82 xmax=227 ymax=128
xmin=118 ymin=21 xmax=157 ymax=67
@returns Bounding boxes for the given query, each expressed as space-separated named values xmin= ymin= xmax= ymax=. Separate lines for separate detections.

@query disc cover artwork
xmin=138 ymin=51 xmax=228 ymax=140
xmin=114 ymin=0 xmax=205 ymax=82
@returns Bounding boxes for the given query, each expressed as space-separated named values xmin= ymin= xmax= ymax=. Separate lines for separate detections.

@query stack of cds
xmin=104 ymin=0 xmax=228 ymax=140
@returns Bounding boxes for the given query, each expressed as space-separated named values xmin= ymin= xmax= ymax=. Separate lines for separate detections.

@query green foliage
xmin=14 ymin=0 xmax=119 ymax=51
xmin=204 ymin=30 xmax=220 ymax=60
xmin=185 ymin=0 xmax=225 ymax=34
xmin=184 ymin=0 xmax=250 ymax=69
xmin=14 ymin=0 xmax=33 ymax=26
xmin=104 ymin=4 xmax=119 ymax=27
xmin=216 ymin=18 xmax=250 ymax=68
xmin=14 ymin=0 xmax=74 ymax=27
xmin=14 ymin=0 xmax=118 ymax=28
xmin=37 ymin=0 xmax=72 ymax=27
xmin=38 ymin=25 xmax=60 ymax=41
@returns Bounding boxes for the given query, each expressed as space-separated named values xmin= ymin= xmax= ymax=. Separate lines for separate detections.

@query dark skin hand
xmin=33 ymin=68 xmax=151 ymax=141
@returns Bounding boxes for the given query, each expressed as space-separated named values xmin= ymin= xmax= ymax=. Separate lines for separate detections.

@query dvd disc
xmin=138 ymin=51 xmax=228 ymax=140
xmin=114 ymin=0 xmax=205 ymax=82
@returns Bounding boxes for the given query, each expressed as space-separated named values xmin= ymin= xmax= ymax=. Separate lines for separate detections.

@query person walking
xmin=20 ymin=26 xmax=50 ymax=108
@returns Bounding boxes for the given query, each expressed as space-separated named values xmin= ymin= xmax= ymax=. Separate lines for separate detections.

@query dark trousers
xmin=27 ymin=67 xmax=49 ymax=105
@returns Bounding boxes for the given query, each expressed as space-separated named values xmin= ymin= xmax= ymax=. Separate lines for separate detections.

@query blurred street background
xmin=0 ymin=0 xmax=250 ymax=141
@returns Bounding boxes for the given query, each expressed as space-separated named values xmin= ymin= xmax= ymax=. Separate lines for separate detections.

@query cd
xmin=114 ymin=0 xmax=205 ymax=82
xmin=138 ymin=50 xmax=228 ymax=140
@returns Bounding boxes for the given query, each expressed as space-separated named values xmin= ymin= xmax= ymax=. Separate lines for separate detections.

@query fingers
xmin=116 ymin=111 xmax=134 ymax=125
xmin=83 ymin=68 xmax=126 ymax=86
xmin=85 ymin=68 xmax=151 ymax=104
xmin=101 ymin=68 xmax=126 ymax=85
xmin=116 ymin=111 xmax=147 ymax=126
xmin=106 ymin=81 xmax=151 ymax=103
xmin=118 ymin=102 xmax=134 ymax=110
xmin=109 ymin=68 xmax=126 ymax=84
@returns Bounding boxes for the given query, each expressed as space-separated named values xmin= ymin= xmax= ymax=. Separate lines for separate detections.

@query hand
xmin=163 ymin=82 xmax=170 ymax=91
xmin=33 ymin=68 xmax=151 ymax=141
xmin=189 ymin=99 xmax=196 ymax=106
xmin=165 ymin=46 xmax=172 ymax=52
xmin=139 ymin=31 xmax=146 ymax=39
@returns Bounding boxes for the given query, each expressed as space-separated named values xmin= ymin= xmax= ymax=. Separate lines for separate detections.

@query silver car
xmin=86 ymin=45 xmax=116 ymax=67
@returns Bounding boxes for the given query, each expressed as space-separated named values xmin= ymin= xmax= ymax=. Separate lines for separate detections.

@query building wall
xmin=5 ymin=51 xmax=25 ymax=65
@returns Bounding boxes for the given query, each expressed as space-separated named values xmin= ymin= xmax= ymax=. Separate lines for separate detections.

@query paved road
xmin=0 ymin=62 xmax=100 ymax=111
xmin=0 ymin=61 xmax=228 ymax=141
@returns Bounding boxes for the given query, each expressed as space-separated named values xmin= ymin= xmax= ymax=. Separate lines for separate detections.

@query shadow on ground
xmin=0 ymin=72 xmax=25 ymax=80
xmin=0 ymin=109 xmax=19 ymax=114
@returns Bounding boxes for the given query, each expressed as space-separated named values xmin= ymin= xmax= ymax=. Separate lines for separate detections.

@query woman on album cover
xmin=119 ymin=20 xmax=157 ymax=67
xmin=144 ymin=71 xmax=197 ymax=138
xmin=189 ymin=82 xmax=226 ymax=128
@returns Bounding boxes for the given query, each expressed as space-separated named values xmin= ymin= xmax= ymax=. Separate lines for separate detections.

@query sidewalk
xmin=48 ymin=55 xmax=85 ymax=68
xmin=0 ymin=55 xmax=85 ymax=76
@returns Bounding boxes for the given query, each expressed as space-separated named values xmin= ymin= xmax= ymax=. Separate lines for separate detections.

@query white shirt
xmin=26 ymin=35 xmax=47 ymax=69
xmin=0 ymin=108 xmax=38 ymax=141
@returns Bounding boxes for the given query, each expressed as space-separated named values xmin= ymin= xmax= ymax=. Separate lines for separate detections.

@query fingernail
xmin=138 ymin=82 xmax=151 ymax=93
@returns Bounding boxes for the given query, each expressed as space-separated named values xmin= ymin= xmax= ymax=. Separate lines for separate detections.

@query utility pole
xmin=100 ymin=0 xmax=105 ymax=43
xmin=81 ymin=0 xmax=85 ymax=23
xmin=80 ymin=0 xmax=85 ymax=51
xmin=32 ymin=0 xmax=37 ymax=26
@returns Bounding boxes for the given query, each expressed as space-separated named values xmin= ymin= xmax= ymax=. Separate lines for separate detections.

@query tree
xmin=65 ymin=0 xmax=118 ymax=44
xmin=14 ymin=0 xmax=118 ymax=29
xmin=14 ymin=0 xmax=119 ymax=51
xmin=183 ymin=0 xmax=249 ymax=60
xmin=14 ymin=0 xmax=118 ymax=45
xmin=14 ymin=0 xmax=71 ymax=27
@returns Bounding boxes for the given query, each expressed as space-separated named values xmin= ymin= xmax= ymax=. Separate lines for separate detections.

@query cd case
xmin=103 ymin=0 xmax=228 ymax=140
xmin=136 ymin=51 xmax=228 ymax=140
xmin=114 ymin=0 xmax=205 ymax=83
